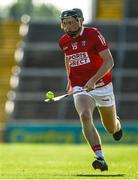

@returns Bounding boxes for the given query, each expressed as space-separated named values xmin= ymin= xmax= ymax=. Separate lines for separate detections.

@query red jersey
xmin=58 ymin=27 xmax=112 ymax=92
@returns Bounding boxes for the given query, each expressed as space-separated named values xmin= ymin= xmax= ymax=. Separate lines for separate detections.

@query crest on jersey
xmin=81 ymin=41 xmax=86 ymax=46
xmin=71 ymin=42 xmax=78 ymax=50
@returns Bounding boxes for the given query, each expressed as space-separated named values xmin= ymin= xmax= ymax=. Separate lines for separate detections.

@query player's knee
xmin=80 ymin=111 xmax=91 ymax=123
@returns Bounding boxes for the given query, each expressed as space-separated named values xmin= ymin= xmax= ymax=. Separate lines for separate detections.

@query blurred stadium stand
xmin=6 ymin=21 xmax=138 ymax=121
xmin=3 ymin=0 xmax=138 ymax=142
xmin=0 ymin=21 xmax=21 ymax=141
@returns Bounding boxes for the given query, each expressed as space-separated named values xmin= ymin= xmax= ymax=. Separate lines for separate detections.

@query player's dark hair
xmin=72 ymin=8 xmax=84 ymax=19
xmin=61 ymin=9 xmax=84 ymax=21
xmin=61 ymin=10 xmax=79 ymax=21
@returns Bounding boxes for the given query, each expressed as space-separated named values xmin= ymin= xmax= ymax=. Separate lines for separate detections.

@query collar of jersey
xmin=80 ymin=26 xmax=84 ymax=36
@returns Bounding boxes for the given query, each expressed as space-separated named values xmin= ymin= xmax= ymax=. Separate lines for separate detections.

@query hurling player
xmin=59 ymin=8 xmax=123 ymax=171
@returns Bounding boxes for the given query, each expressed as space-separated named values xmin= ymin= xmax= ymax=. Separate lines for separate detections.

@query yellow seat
xmin=97 ymin=0 xmax=124 ymax=20
xmin=0 ymin=20 xmax=21 ymax=134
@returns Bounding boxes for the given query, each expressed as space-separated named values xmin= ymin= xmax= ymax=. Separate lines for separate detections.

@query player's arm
xmin=64 ymin=56 xmax=72 ymax=93
xmin=84 ymin=29 xmax=114 ymax=91
xmin=93 ymin=48 xmax=114 ymax=82
xmin=58 ymin=39 xmax=72 ymax=93
xmin=84 ymin=48 xmax=114 ymax=91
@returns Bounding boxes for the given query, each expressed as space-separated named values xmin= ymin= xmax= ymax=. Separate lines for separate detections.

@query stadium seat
xmin=119 ymin=101 xmax=138 ymax=119
xmin=123 ymin=50 xmax=138 ymax=68
xmin=0 ymin=21 xmax=20 ymax=127
xmin=18 ymin=76 xmax=65 ymax=92
xmin=126 ymin=23 xmax=138 ymax=42
xmin=121 ymin=76 xmax=138 ymax=93
xmin=89 ymin=22 xmax=120 ymax=43
xmin=126 ymin=0 xmax=138 ymax=18
xmin=26 ymin=22 xmax=63 ymax=42
xmin=22 ymin=49 xmax=64 ymax=68
xmin=13 ymin=100 xmax=60 ymax=119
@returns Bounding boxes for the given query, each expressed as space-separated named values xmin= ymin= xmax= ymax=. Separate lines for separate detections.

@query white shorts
xmin=73 ymin=83 xmax=115 ymax=107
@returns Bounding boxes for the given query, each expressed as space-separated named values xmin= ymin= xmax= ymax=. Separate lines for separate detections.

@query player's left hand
xmin=84 ymin=78 xmax=96 ymax=92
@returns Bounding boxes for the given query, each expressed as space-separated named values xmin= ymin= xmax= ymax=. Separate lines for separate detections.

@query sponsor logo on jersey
xmin=66 ymin=52 xmax=90 ymax=67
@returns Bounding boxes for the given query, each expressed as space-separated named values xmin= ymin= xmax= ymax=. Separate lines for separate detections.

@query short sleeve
xmin=93 ymin=29 xmax=108 ymax=52
xmin=58 ymin=38 xmax=63 ymax=50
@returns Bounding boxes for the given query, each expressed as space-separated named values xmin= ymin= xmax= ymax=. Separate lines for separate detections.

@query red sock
xmin=92 ymin=144 xmax=102 ymax=152
xmin=92 ymin=144 xmax=104 ymax=159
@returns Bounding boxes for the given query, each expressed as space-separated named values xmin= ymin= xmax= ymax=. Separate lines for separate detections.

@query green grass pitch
xmin=0 ymin=144 xmax=138 ymax=179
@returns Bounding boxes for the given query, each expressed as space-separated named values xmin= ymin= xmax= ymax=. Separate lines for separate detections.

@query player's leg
xmin=74 ymin=94 xmax=100 ymax=147
xmin=98 ymin=104 xmax=122 ymax=140
xmin=73 ymin=93 xmax=108 ymax=171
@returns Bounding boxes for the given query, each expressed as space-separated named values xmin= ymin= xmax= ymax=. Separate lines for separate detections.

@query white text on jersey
xmin=66 ymin=52 xmax=90 ymax=67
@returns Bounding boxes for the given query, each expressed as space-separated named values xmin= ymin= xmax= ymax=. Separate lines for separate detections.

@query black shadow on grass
xmin=76 ymin=174 xmax=125 ymax=178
